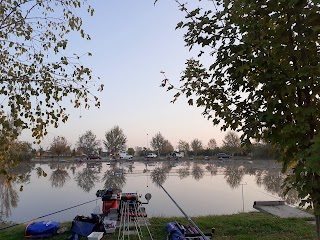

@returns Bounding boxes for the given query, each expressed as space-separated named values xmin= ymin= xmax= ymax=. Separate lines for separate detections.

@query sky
xmin=20 ymin=0 xmax=228 ymax=150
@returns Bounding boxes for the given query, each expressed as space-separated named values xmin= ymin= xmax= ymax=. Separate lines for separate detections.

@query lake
xmin=0 ymin=159 xmax=299 ymax=224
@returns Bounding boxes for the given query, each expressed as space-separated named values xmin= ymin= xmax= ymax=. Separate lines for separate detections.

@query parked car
xmin=216 ymin=153 xmax=232 ymax=159
xmin=119 ymin=151 xmax=133 ymax=160
xmin=172 ymin=151 xmax=184 ymax=158
xmin=146 ymin=153 xmax=157 ymax=158
xmin=87 ymin=154 xmax=101 ymax=160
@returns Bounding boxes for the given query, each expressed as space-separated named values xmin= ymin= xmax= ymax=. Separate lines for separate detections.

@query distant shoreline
xmin=30 ymin=156 xmax=276 ymax=164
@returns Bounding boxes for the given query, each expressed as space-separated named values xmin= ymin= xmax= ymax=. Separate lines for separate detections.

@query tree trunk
xmin=316 ymin=214 xmax=320 ymax=239
xmin=314 ymin=202 xmax=320 ymax=239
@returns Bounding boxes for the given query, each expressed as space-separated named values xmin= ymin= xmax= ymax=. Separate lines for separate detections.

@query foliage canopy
xmin=76 ymin=130 xmax=101 ymax=155
xmin=104 ymin=126 xmax=127 ymax=154
xmin=162 ymin=0 xmax=320 ymax=221
xmin=150 ymin=132 xmax=173 ymax=156
xmin=223 ymin=131 xmax=241 ymax=155
xmin=50 ymin=136 xmax=70 ymax=158
xmin=190 ymin=138 xmax=203 ymax=155
xmin=0 ymin=0 xmax=103 ymax=171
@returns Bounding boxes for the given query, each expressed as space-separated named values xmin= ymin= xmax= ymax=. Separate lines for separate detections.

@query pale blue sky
xmin=21 ymin=0 xmax=227 ymax=150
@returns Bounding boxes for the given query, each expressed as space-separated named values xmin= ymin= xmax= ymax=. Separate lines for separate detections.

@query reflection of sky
xmin=3 ymin=161 xmax=284 ymax=223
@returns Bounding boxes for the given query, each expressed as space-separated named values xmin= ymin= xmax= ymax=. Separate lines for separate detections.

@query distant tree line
xmin=11 ymin=126 xmax=277 ymax=163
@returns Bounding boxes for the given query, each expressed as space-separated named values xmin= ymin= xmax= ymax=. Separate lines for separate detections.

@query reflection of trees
xmin=284 ymin=189 xmax=299 ymax=205
xmin=206 ymin=164 xmax=217 ymax=176
xmin=120 ymin=162 xmax=134 ymax=173
xmin=49 ymin=162 xmax=60 ymax=169
xmin=178 ymin=167 xmax=190 ymax=179
xmin=258 ymin=172 xmax=282 ymax=192
xmin=183 ymin=161 xmax=191 ymax=168
xmin=243 ymin=165 xmax=256 ymax=176
xmin=127 ymin=164 xmax=133 ymax=173
xmin=50 ymin=168 xmax=70 ymax=188
xmin=0 ymin=177 xmax=18 ymax=218
xmin=75 ymin=167 xmax=100 ymax=192
xmin=70 ymin=165 xmax=76 ymax=175
xmin=255 ymin=170 xmax=299 ymax=204
xmin=224 ymin=166 xmax=244 ymax=188
xmin=102 ymin=167 xmax=126 ymax=191
xmin=255 ymin=170 xmax=266 ymax=186
xmin=192 ymin=164 xmax=204 ymax=181
xmin=16 ymin=173 xmax=31 ymax=184
xmin=95 ymin=163 xmax=103 ymax=173
xmin=10 ymin=163 xmax=33 ymax=184
xmin=161 ymin=161 xmax=174 ymax=172
xmin=151 ymin=167 xmax=168 ymax=187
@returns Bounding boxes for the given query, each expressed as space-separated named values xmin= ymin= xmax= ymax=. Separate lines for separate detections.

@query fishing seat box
xmin=102 ymin=194 xmax=118 ymax=214
xmin=25 ymin=221 xmax=60 ymax=238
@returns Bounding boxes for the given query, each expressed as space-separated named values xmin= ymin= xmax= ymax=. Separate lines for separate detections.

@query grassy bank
xmin=0 ymin=212 xmax=317 ymax=240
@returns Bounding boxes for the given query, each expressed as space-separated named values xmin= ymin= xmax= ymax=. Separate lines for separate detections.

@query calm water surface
xmin=0 ymin=160 xmax=298 ymax=223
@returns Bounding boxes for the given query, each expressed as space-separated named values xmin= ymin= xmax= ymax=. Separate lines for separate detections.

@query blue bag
xmin=25 ymin=221 xmax=60 ymax=238
xmin=71 ymin=215 xmax=103 ymax=237
xmin=165 ymin=222 xmax=186 ymax=240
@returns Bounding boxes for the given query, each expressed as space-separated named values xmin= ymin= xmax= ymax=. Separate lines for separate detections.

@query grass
xmin=0 ymin=212 xmax=318 ymax=240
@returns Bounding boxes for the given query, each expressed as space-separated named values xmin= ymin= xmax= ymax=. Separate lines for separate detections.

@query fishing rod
xmin=0 ymin=198 xmax=101 ymax=231
xmin=159 ymin=184 xmax=210 ymax=240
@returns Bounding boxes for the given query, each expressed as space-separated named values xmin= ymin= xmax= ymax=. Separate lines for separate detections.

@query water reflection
xmin=102 ymin=167 xmax=126 ymax=190
xmin=206 ymin=164 xmax=218 ymax=176
xmin=0 ymin=163 xmax=38 ymax=220
xmin=0 ymin=160 xmax=302 ymax=222
xmin=224 ymin=166 xmax=245 ymax=188
xmin=160 ymin=161 xmax=174 ymax=172
xmin=192 ymin=164 xmax=204 ymax=181
xmin=150 ymin=166 xmax=168 ymax=186
xmin=255 ymin=169 xmax=299 ymax=204
xmin=74 ymin=167 xmax=100 ymax=192
xmin=178 ymin=167 xmax=190 ymax=179
xmin=50 ymin=167 xmax=70 ymax=188
xmin=70 ymin=165 xmax=76 ymax=175
xmin=243 ymin=164 xmax=257 ymax=175
xmin=127 ymin=164 xmax=133 ymax=173
xmin=0 ymin=177 xmax=18 ymax=218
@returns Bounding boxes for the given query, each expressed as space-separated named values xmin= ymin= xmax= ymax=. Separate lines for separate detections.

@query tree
xmin=134 ymin=146 xmax=144 ymax=156
xmin=222 ymin=131 xmax=241 ymax=156
xmin=76 ymin=130 xmax=101 ymax=155
xmin=178 ymin=140 xmax=190 ymax=154
xmin=190 ymin=139 xmax=203 ymax=156
xmin=38 ymin=146 xmax=44 ymax=160
xmin=50 ymin=136 xmax=71 ymax=159
xmin=163 ymin=140 xmax=174 ymax=155
xmin=9 ymin=141 xmax=33 ymax=162
xmin=207 ymin=139 xmax=217 ymax=150
xmin=162 ymin=0 xmax=320 ymax=233
xmin=250 ymin=141 xmax=277 ymax=160
xmin=207 ymin=138 xmax=218 ymax=156
xmin=150 ymin=132 xmax=165 ymax=156
xmin=127 ymin=148 xmax=135 ymax=156
xmin=0 ymin=0 xmax=103 ymax=171
xmin=103 ymin=126 xmax=127 ymax=154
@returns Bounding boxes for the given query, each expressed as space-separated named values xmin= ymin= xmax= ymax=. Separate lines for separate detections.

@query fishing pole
xmin=0 ymin=198 xmax=101 ymax=231
xmin=159 ymin=184 xmax=209 ymax=240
